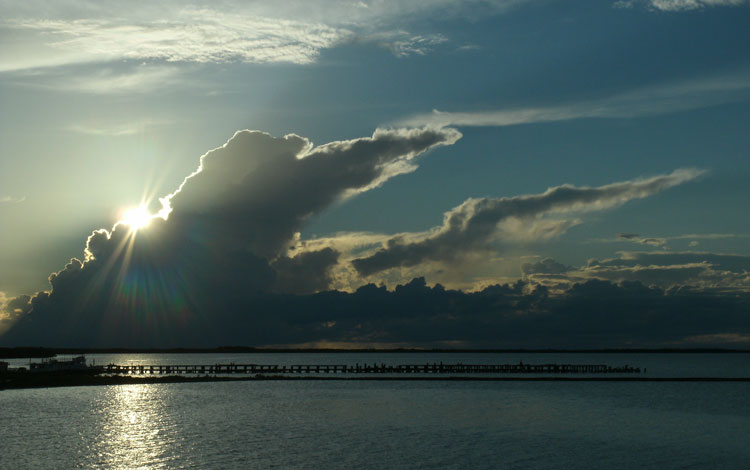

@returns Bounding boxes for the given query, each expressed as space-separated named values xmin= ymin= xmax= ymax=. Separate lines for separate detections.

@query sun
xmin=120 ymin=205 xmax=152 ymax=231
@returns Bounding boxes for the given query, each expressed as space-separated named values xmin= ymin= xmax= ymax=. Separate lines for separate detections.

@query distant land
xmin=2 ymin=346 xmax=749 ymax=359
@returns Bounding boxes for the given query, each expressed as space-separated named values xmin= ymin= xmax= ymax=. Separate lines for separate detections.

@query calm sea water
xmin=2 ymin=353 xmax=749 ymax=469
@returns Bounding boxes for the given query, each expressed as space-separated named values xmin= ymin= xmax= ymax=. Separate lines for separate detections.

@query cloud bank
xmin=4 ymin=276 xmax=750 ymax=348
xmin=2 ymin=126 xmax=746 ymax=348
xmin=7 ymin=14 xmax=347 ymax=67
xmin=0 ymin=127 xmax=465 ymax=345
xmin=523 ymin=251 xmax=750 ymax=293
xmin=0 ymin=0 xmax=531 ymax=72
xmin=351 ymin=169 xmax=704 ymax=276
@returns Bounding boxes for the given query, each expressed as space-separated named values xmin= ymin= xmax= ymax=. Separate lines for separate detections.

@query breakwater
xmin=101 ymin=362 xmax=641 ymax=375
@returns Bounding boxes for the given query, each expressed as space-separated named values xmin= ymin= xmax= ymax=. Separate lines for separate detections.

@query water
xmin=2 ymin=353 xmax=750 ymax=469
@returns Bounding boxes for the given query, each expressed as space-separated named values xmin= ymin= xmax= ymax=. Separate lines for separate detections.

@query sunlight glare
xmin=121 ymin=206 xmax=153 ymax=231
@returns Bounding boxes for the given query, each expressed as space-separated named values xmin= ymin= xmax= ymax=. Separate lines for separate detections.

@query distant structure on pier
xmin=29 ymin=355 xmax=101 ymax=373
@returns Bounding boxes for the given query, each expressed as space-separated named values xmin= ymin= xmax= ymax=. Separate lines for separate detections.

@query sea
xmin=2 ymin=352 xmax=749 ymax=469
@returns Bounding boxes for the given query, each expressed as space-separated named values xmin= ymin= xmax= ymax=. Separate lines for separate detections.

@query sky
xmin=1 ymin=0 xmax=750 ymax=348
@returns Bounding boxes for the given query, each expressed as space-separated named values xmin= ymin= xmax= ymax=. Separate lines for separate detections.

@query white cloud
xmin=0 ymin=0 xmax=532 ymax=72
xmin=0 ymin=196 xmax=26 ymax=205
xmin=673 ymin=233 xmax=750 ymax=240
xmin=614 ymin=0 xmax=749 ymax=9
xmin=7 ymin=64 xmax=186 ymax=94
xmin=290 ymin=231 xmax=390 ymax=256
xmin=397 ymin=72 xmax=750 ymax=127
xmin=648 ymin=0 xmax=749 ymax=11
xmin=367 ymin=32 xmax=449 ymax=58
xmin=346 ymin=168 xmax=704 ymax=276
xmin=8 ymin=14 xmax=349 ymax=67
xmin=66 ymin=119 xmax=172 ymax=136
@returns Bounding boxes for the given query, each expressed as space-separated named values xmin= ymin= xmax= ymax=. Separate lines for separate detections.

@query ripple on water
xmin=1 ymin=377 xmax=749 ymax=469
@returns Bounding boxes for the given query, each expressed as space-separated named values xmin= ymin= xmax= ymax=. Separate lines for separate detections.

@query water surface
xmin=2 ymin=353 xmax=749 ymax=469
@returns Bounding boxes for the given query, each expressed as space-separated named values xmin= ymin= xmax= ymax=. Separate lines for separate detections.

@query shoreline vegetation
xmin=2 ymin=373 xmax=750 ymax=390
xmin=2 ymin=347 xmax=750 ymax=359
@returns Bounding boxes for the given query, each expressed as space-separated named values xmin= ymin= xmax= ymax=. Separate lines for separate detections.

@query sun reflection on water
xmin=92 ymin=384 xmax=179 ymax=469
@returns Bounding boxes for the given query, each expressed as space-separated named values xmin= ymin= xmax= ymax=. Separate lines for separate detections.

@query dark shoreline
xmin=2 ymin=346 xmax=749 ymax=359
xmin=3 ymin=373 xmax=750 ymax=390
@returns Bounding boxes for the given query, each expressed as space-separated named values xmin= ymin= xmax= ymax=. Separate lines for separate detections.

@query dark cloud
xmin=271 ymin=248 xmax=340 ymax=295
xmin=164 ymin=127 xmax=461 ymax=259
xmin=580 ymin=263 xmax=711 ymax=288
xmin=2 ymin=126 xmax=744 ymax=348
xmin=589 ymin=251 xmax=750 ymax=273
xmin=352 ymin=169 xmax=703 ymax=276
xmin=521 ymin=252 xmax=750 ymax=293
xmin=0 ymin=127 xmax=462 ymax=346
xmin=4 ymin=276 xmax=749 ymax=348
xmin=595 ymin=232 xmax=749 ymax=250
xmin=5 ymin=294 xmax=33 ymax=316
xmin=617 ymin=233 xmax=666 ymax=247
xmin=579 ymin=251 xmax=750 ymax=290
xmin=0 ymin=293 xmax=31 ymax=335
xmin=521 ymin=258 xmax=572 ymax=276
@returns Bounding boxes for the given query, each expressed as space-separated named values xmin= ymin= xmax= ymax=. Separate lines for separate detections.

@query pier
xmin=101 ymin=362 xmax=641 ymax=375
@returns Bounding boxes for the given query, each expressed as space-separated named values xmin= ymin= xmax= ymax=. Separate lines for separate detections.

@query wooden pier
xmin=101 ymin=362 xmax=640 ymax=375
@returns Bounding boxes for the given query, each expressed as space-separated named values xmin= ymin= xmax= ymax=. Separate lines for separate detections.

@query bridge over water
xmin=102 ymin=362 xmax=641 ymax=375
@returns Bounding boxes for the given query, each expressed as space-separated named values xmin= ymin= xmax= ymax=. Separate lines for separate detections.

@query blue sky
xmin=1 ymin=0 xmax=750 ymax=346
